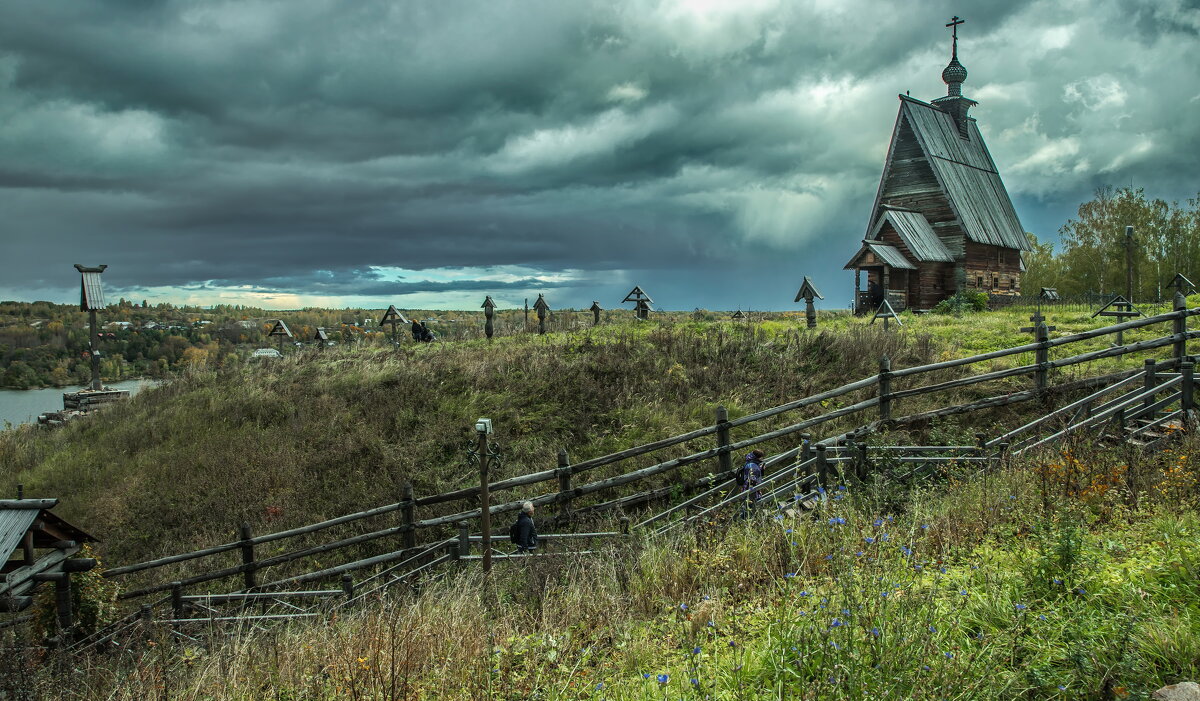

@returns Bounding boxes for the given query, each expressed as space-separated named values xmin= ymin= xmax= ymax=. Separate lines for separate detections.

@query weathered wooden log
xmin=239 ymin=523 xmax=257 ymax=590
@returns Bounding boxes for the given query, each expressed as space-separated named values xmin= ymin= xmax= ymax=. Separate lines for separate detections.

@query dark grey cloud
xmin=1 ymin=0 xmax=1197 ymax=309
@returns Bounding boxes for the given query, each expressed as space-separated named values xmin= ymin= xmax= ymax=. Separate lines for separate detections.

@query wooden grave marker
xmin=380 ymin=305 xmax=408 ymax=347
xmin=622 ymin=286 xmax=653 ymax=320
xmin=533 ymin=294 xmax=550 ymax=335
xmin=869 ymin=298 xmax=902 ymax=330
xmin=1091 ymin=295 xmax=1143 ymax=345
xmin=481 ymin=295 xmax=496 ymax=339
xmin=268 ymin=320 xmax=293 ymax=354
xmin=313 ymin=327 xmax=329 ymax=352
xmin=794 ymin=276 xmax=824 ymax=329
xmin=589 ymin=301 xmax=602 ymax=326
xmin=731 ymin=309 xmax=745 ymax=321
xmin=73 ymin=264 xmax=108 ymax=391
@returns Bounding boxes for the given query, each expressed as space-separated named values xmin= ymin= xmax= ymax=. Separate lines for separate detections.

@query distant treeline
xmin=0 ymin=301 xmax=488 ymax=389
xmin=1023 ymin=187 xmax=1200 ymax=300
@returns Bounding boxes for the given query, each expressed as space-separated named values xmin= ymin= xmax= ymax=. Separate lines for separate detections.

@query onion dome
xmin=942 ymin=55 xmax=967 ymax=96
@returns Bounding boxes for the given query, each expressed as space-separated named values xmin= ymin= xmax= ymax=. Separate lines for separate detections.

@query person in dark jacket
xmin=511 ymin=501 xmax=538 ymax=553
xmin=738 ymin=449 xmax=766 ymax=519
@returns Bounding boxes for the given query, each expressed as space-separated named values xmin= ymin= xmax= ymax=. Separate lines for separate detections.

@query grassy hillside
xmin=0 ymin=303 xmax=1193 ymax=568
xmin=13 ymin=434 xmax=1200 ymax=700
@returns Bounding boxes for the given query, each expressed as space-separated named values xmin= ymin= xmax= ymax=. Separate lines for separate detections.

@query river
xmin=0 ymin=379 xmax=161 ymax=429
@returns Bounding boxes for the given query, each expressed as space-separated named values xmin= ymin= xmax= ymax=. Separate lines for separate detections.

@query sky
xmin=1 ymin=0 xmax=1198 ymax=312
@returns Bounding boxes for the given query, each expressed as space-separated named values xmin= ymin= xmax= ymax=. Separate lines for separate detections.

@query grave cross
xmin=380 ymin=305 xmax=407 ymax=346
xmin=1020 ymin=310 xmax=1056 ymax=336
xmin=268 ymin=319 xmax=293 ymax=354
xmin=794 ymin=276 xmax=824 ymax=329
xmin=481 ymin=295 xmax=497 ymax=339
xmin=589 ymin=301 xmax=602 ymax=326
xmin=1172 ymin=273 xmax=1196 ymax=297
xmin=533 ymin=294 xmax=550 ymax=335
xmin=622 ymin=286 xmax=654 ymax=320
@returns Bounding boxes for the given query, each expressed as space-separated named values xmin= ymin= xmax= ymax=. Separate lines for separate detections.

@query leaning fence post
xmin=1143 ymin=358 xmax=1158 ymax=412
xmin=1174 ymin=292 xmax=1188 ymax=364
xmin=878 ymin=356 xmax=892 ymax=421
xmin=715 ymin=406 xmax=733 ymax=476
xmin=341 ymin=574 xmax=355 ymax=601
xmin=238 ymin=523 xmax=257 ymax=590
xmin=1181 ymin=360 xmax=1194 ymax=418
xmin=401 ymin=481 xmax=416 ymax=549
xmin=457 ymin=522 xmax=471 ymax=560
xmin=815 ymin=445 xmax=829 ymax=487
xmin=557 ymin=449 xmax=573 ymax=523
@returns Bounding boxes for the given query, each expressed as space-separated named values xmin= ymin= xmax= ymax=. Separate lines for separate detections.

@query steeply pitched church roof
xmin=867 ymin=95 xmax=1029 ymax=252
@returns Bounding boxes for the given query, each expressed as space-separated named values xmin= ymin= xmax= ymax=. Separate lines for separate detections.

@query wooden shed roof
xmin=869 ymin=96 xmax=1029 ymax=252
xmin=872 ymin=209 xmax=954 ymax=262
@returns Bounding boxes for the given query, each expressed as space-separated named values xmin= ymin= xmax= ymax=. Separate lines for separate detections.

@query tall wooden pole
xmin=88 ymin=309 xmax=102 ymax=390
xmin=1125 ymin=226 xmax=1134 ymax=303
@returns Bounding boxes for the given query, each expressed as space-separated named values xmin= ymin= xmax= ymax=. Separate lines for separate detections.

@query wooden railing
xmin=98 ymin=301 xmax=1198 ymax=614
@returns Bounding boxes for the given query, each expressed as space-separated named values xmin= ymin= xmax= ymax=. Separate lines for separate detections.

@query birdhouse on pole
xmin=589 ymin=301 xmax=602 ymax=326
xmin=622 ymin=286 xmax=654 ymax=320
xmin=380 ymin=305 xmax=407 ymax=346
xmin=268 ymin=320 xmax=293 ymax=353
xmin=481 ymin=295 xmax=497 ymax=339
xmin=794 ymin=276 xmax=825 ymax=329
xmin=73 ymin=264 xmax=108 ymax=390
xmin=533 ymin=294 xmax=550 ymax=335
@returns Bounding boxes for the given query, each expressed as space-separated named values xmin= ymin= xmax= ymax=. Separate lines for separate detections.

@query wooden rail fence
xmin=17 ymin=301 xmax=1195 ymax=638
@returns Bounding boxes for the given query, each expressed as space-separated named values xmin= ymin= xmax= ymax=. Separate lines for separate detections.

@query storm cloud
xmin=1 ymin=0 xmax=1198 ymax=309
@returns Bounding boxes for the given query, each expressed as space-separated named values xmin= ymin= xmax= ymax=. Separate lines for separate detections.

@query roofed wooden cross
xmin=268 ymin=320 xmax=292 ymax=338
xmin=794 ymin=276 xmax=824 ymax=302
xmin=533 ymin=294 xmax=550 ymax=312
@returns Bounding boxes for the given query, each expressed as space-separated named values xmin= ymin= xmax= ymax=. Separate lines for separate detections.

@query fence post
xmin=815 ymin=445 xmax=829 ymax=488
xmin=1143 ymin=358 xmax=1157 ymax=412
xmin=140 ymin=604 xmax=152 ymax=626
xmin=557 ymin=449 xmax=573 ymax=523
xmin=878 ymin=356 xmax=892 ymax=421
xmin=477 ymin=425 xmax=492 ymax=575
xmin=715 ymin=406 xmax=733 ymax=476
xmin=857 ymin=443 xmax=869 ymax=481
xmin=239 ymin=523 xmax=257 ymax=590
xmin=170 ymin=581 xmax=184 ymax=622
xmin=1174 ymin=292 xmax=1188 ymax=364
xmin=800 ymin=434 xmax=812 ymax=462
xmin=620 ymin=516 xmax=630 ymax=536
xmin=998 ymin=442 xmax=1010 ymax=472
xmin=401 ymin=481 xmax=416 ymax=549
xmin=457 ymin=522 xmax=471 ymax=560
xmin=1035 ymin=324 xmax=1050 ymax=391
xmin=1181 ymin=360 xmax=1194 ymax=418
xmin=341 ymin=574 xmax=355 ymax=601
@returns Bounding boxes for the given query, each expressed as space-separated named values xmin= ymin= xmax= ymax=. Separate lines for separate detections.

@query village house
xmin=845 ymin=19 xmax=1030 ymax=313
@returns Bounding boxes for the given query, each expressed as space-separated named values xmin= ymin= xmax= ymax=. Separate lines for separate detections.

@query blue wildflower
xmin=959 ymin=590 xmax=968 ymax=596
xmin=1058 ymin=685 xmax=1066 ymax=691
xmin=1038 ymin=615 xmax=1047 ymax=621
xmin=692 ymin=647 xmax=701 ymax=655
xmin=656 ymin=673 xmax=669 ymax=684
xmin=881 ymin=591 xmax=889 ymax=598
xmin=785 ymin=572 xmax=796 ymax=578
xmin=880 ymin=533 xmax=889 ymax=541
xmin=837 ymin=485 xmax=847 ymax=491
xmin=830 ymin=618 xmax=844 ymax=627
xmin=707 ymin=620 xmax=715 ymax=627
xmin=921 ymin=524 xmax=929 ymax=530
xmin=929 ymin=625 xmax=937 ymax=633
xmin=800 ymin=591 xmax=810 ymax=597
xmin=864 ymin=537 xmax=875 ymax=544
xmin=643 ymin=673 xmax=651 ymax=679
xmin=596 ymin=682 xmax=604 ymax=690
xmin=874 ymin=518 xmax=884 ymax=527
xmin=690 ymin=678 xmax=699 ymax=687
xmin=785 ymin=528 xmax=793 ymax=534
xmin=901 ymin=546 xmax=913 ymax=556
xmin=679 ymin=603 xmax=688 ymax=611
xmin=1076 ymin=588 xmax=1086 ymax=595
xmin=870 ymin=627 xmax=881 ymax=637
xmin=1015 ymin=603 xmax=1027 ymax=611
xmin=825 ymin=554 xmax=833 ymax=560
xmin=944 ymin=651 xmax=954 ymax=659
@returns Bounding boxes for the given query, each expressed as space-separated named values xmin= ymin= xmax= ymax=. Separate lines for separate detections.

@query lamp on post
xmin=469 ymin=418 xmax=499 ymax=574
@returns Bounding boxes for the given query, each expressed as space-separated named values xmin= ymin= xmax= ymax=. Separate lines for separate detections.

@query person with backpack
xmin=737 ymin=449 xmax=766 ymax=518
xmin=510 ymin=501 xmax=538 ymax=554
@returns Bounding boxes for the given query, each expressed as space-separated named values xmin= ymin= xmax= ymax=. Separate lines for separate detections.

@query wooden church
xmin=845 ymin=18 xmax=1029 ymax=313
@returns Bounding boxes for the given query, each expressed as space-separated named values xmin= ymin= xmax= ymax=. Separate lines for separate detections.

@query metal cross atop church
xmin=946 ymin=15 xmax=965 ymax=49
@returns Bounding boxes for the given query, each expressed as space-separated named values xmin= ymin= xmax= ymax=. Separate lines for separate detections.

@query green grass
xmin=13 ymin=432 xmax=1199 ymax=700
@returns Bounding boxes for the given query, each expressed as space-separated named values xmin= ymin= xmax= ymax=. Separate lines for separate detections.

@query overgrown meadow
xmin=1 ymin=303 xmax=1198 ymax=699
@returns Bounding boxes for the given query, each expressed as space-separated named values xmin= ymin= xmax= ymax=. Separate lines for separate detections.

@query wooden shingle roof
xmin=869 ymin=96 xmax=1029 ymax=252
xmin=872 ymin=209 xmax=954 ymax=262
xmin=843 ymin=242 xmax=915 ymax=270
